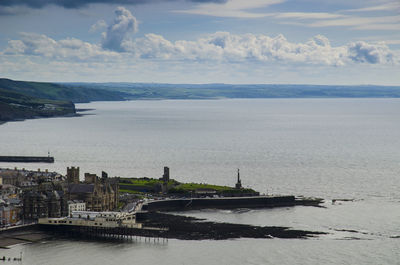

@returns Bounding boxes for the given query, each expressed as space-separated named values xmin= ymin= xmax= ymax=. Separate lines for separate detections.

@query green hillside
xmin=0 ymin=78 xmax=131 ymax=123
xmin=64 ymin=82 xmax=400 ymax=99
xmin=0 ymin=88 xmax=76 ymax=122
xmin=0 ymin=78 xmax=128 ymax=103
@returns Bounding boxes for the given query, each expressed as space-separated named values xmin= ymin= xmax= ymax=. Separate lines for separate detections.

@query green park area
xmin=119 ymin=177 xmax=257 ymax=197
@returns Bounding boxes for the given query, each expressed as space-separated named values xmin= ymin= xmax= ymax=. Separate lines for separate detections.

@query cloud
xmin=124 ymin=31 xmax=396 ymax=66
xmin=344 ymin=2 xmax=400 ymax=12
xmin=0 ymin=5 xmax=31 ymax=15
xmin=101 ymin=6 xmax=138 ymax=52
xmin=303 ymin=15 xmax=400 ymax=31
xmin=175 ymin=0 xmax=284 ymax=18
xmin=348 ymin=41 xmax=394 ymax=64
xmin=351 ymin=23 xmax=400 ymax=31
xmin=2 ymin=30 xmax=397 ymax=66
xmin=2 ymin=31 xmax=399 ymax=85
xmin=308 ymin=15 xmax=400 ymax=27
xmin=4 ymin=32 xmax=120 ymax=61
xmin=270 ymin=12 xmax=400 ymax=31
xmin=174 ymin=0 xmax=400 ymax=34
xmin=90 ymin=19 xmax=107 ymax=33
xmin=272 ymin=12 xmax=344 ymax=20
xmin=382 ymin=40 xmax=400 ymax=45
xmin=0 ymin=0 xmax=227 ymax=9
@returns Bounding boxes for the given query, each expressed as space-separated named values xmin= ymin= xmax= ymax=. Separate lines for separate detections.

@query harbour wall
xmin=142 ymin=195 xmax=296 ymax=212
xmin=0 ymin=156 xmax=54 ymax=163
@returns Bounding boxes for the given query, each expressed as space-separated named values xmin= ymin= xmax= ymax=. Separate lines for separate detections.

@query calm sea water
xmin=1 ymin=99 xmax=400 ymax=264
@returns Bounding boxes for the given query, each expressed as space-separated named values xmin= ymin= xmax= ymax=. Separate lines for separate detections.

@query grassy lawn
xmin=173 ymin=183 xmax=234 ymax=192
xmin=120 ymin=179 xmax=161 ymax=187
xmin=119 ymin=178 xmax=257 ymax=195
xmin=119 ymin=178 xmax=178 ymax=187
xmin=119 ymin=189 xmax=146 ymax=194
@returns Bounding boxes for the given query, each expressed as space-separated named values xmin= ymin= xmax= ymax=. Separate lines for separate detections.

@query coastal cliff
xmin=0 ymin=78 xmax=128 ymax=123
xmin=0 ymin=88 xmax=76 ymax=123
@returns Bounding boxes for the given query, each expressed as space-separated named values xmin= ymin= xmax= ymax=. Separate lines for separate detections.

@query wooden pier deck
xmin=39 ymin=224 xmax=168 ymax=241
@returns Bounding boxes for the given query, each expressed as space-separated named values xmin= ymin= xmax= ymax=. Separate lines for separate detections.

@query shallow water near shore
xmin=2 ymin=232 xmax=400 ymax=265
xmin=1 ymin=98 xmax=400 ymax=264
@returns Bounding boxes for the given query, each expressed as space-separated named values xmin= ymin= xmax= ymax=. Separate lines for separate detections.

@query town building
xmin=22 ymin=190 xmax=68 ymax=220
xmin=66 ymin=167 xmax=80 ymax=184
xmin=0 ymin=169 xmax=26 ymax=186
xmin=39 ymin=211 xmax=141 ymax=229
xmin=67 ymin=200 xmax=86 ymax=216
xmin=67 ymin=170 xmax=119 ymax=212
xmin=0 ymin=205 xmax=19 ymax=226
xmin=2 ymin=166 xmax=119 ymax=221
xmin=0 ymin=167 xmax=64 ymax=187
xmin=0 ymin=184 xmax=20 ymax=199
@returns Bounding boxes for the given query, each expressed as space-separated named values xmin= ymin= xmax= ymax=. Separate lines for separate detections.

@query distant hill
xmin=0 ymin=78 xmax=130 ymax=123
xmin=2 ymin=78 xmax=400 ymax=123
xmin=0 ymin=78 xmax=129 ymax=103
xmin=63 ymin=82 xmax=400 ymax=99
xmin=0 ymin=87 xmax=76 ymax=122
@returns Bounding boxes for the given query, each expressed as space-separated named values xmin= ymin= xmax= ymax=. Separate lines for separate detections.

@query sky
xmin=0 ymin=0 xmax=399 ymax=85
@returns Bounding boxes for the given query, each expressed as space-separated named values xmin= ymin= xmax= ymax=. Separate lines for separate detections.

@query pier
xmin=38 ymin=211 xmax=168 ymax=241
xmin=39 ymin=224 xmax=168 ymax=242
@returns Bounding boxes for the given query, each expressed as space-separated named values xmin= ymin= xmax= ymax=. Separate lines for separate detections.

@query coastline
xmin=136 ymin=212 xmax=327 ymax=240
xmin=0 ymin=111 xmax=90 ymax=126
xmin=37 ymin=212 xmax=326 ymax=241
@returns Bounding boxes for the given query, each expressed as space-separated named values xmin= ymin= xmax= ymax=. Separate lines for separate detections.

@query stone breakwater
xmin=142 ymin=196 xmax=323 ymax=212
xmin=0 ymin=156 xmax=54 ymax=163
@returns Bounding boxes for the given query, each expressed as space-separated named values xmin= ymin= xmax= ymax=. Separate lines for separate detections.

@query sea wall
xmin=142 ymin=196 xmax=296 ymax=212
xmin=0 ymin=156 xmax=54 ymax=163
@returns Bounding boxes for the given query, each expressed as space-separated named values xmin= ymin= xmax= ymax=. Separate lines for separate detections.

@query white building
xmin=68 ymin=201 xmax=86 ymax=216
xmin=39 ymin=211 xmax=141 ymax=229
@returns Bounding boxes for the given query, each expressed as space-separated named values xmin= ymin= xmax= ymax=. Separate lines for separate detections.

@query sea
xmin=0 ymin=98 xmax=399 ymax=264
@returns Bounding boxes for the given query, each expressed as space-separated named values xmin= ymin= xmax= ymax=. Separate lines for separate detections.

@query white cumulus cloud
xmin=122 ymin=32 xmax=396 ymax=66
xmin=101 ymin=6 xmax=138 ymax=52
xmin=90 ymin=19 xmax=107 ymax=33
xmin=348 ymin=41 xmax=394 ymax=64
xmin=2 ymin=31 xmax=398 ymax=66
xmin=4 ymin=32 xmax=120 ymax=61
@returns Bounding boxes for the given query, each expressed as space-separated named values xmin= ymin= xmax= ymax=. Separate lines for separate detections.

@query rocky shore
xmin=2 ymin=211 xmax=326 ymax=245
xmin=0 ymin=100 xmax=76 ymax=124
xmin=136 ymin=212 xmax=326 ymax=240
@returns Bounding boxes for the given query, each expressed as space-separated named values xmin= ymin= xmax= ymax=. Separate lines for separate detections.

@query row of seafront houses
xmin=0 ymin=166 xmax=119 ymax=228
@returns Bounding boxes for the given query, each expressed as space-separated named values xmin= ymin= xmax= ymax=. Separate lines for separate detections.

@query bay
xmin=1 ymin=98 xmax=400 ymax=264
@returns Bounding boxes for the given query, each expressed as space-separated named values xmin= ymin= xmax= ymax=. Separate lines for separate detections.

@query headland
xmin=1 ymin=165 xmax=325 ymax=244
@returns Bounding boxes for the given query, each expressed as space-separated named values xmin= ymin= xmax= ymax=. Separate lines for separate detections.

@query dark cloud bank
xmin=0 ymin=0 xmax=226 ymax=9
